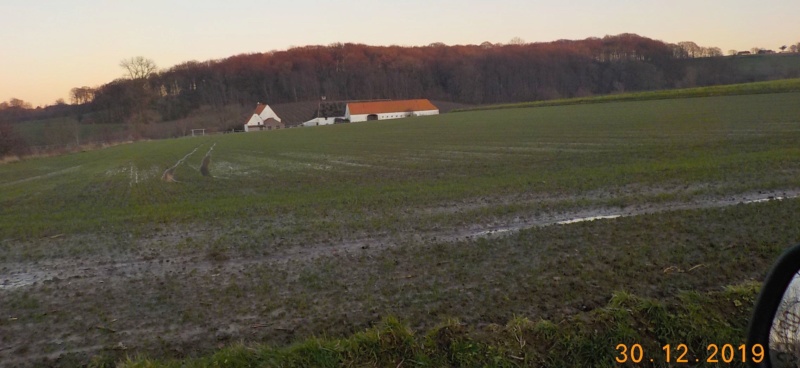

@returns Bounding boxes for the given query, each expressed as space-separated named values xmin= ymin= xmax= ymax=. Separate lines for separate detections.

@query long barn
xmin=345 ymin=99 xmax=439 ymax=122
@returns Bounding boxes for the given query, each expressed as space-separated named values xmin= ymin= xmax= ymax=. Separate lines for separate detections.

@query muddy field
xmin=3 ymin=93 xmax=800 ymax=366
xmin=2 ymin=188 xmax=799 ymax=366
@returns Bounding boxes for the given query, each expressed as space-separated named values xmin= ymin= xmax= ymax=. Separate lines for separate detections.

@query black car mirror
xmin=748 ymin=244 xmax=800 ymax=367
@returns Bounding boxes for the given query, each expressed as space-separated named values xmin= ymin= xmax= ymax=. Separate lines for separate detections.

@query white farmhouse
xmin=345 ymin=99 xmax=439 ymax=122
xmin=244 ymin=103 xmax=284 ymax=132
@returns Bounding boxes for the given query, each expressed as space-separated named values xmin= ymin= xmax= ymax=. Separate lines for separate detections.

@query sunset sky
xmin=1 ymin=0 xmax=798 ymax=107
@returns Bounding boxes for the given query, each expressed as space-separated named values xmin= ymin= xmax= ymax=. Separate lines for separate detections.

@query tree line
xmin=80 ymin=34 xmax=739 ymax=124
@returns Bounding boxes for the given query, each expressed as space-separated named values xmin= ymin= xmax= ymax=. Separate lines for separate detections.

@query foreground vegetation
xmin=123 ymin=283 xmax=759 ymax=368
xmin=2 ymin=86 xmax=800 ymax=366
xmin=40 ymin=195 xmax=797 ymax=367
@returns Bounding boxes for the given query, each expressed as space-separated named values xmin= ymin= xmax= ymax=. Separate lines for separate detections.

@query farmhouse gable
xmin=244 ymin=103 xmax=284 ymax=131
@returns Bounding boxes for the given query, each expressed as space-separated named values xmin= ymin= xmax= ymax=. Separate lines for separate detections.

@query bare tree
xmin=8 ymin=98 xmax=32 ymax=109
xmin=678 ymin=41 xmax=701 ymax=58
xmin=509 ymin=37 xmax=526 ymax=45
xmin=705 ymin=47 xmax=723 ymax=57
xmin=791 ymin=44 xmax=799 ymax=53
xmin=120 ymin=56 xmax=158 ymax=80
xmin=119 ymin=57 xmax=157 ymax=124
xmin=70 ymin=86 xmax=96 ymax=104
xmin=728 ymin=49 xmax=738 ymax=56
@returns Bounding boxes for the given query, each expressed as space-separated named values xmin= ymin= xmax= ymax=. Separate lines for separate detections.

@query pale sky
xmin=1 ymin=0 xmax=798 ymax=107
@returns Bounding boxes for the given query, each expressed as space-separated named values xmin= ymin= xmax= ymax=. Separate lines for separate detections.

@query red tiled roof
xmin=348 ymin=99 xmax=438 ymax=115
xmin=253 ymin=103 xmax=267 ymax=115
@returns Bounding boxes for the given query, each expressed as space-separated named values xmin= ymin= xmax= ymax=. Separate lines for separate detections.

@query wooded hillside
xmin=3 ymin=34 xmax=800 ymax=128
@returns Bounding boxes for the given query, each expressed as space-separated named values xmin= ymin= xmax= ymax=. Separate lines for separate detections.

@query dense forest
xmin=98 ymin=34 xmax=713 ymax=123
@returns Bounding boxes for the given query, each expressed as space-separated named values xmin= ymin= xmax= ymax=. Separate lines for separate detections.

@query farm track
xmin=3 ymin=188 xmax=799 ymax=291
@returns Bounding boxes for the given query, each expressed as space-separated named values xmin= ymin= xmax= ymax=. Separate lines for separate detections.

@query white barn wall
xmin=348 ymin=109 xmax=438 ymax=122
xmin=244 ymin=114 xmax=260 ymax=132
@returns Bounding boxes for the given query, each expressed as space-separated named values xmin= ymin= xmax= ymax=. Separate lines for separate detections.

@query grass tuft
xmin=119 ymin=283 xmax=759 ymax=367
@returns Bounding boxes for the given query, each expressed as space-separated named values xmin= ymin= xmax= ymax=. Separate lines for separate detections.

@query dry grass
xmin=0 ymin=154 xmax=21 ymax=164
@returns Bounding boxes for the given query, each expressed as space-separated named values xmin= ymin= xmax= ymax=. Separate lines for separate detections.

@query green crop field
xmin=3 ymin=92 xmax=800 ymax=244
xmin=456 ymin=78 xmax=800 ymax=112
xmin=2 ymin=85 xmax=800 ymax=366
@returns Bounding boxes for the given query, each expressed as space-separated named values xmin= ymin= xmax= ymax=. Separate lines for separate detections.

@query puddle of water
xmin=467 ymin=214 xmax=623 ymax=239
xmin=556 ymin=215 xmax=622 ymax=225
xmin=467 ymin=192 xmax=800 ymax=239
xmin=744 ymin=196 xmax=784 ymax=204
xmin=470 ymin=228 xmax=516 ymax=237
